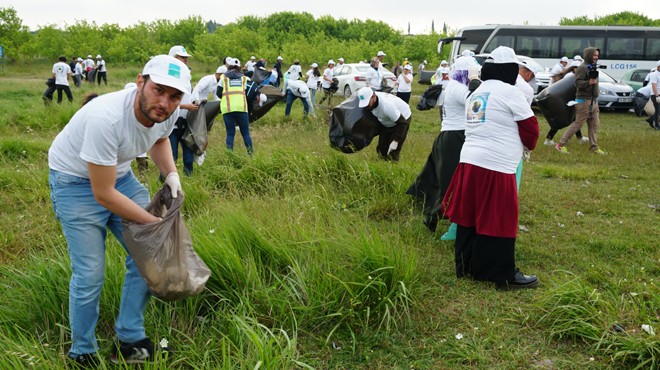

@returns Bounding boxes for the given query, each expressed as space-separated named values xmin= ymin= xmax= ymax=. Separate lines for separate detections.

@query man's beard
xmin=138 ymin=87 xmax=174 ymax=124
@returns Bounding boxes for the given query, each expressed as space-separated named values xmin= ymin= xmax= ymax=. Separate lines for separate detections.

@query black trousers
xmin=97 ymin=71 xmax=107 ymax=85
xmin=43 ymin=84 xmax=73 ymax=104
xmin=455 ymin=225 xmax=516 ymax=284
xmin=651 ymin=95 xmax=659 ymax=128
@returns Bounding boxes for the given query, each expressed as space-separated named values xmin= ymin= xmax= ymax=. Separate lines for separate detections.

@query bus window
xmin=484 ymin=35 xmax=514 ymax=53
xmin=607 ymin=37 xmax=644 ymax=60
xmin=517 ymin=35 xmax=559 ymax=58
xmin=646 ymin=31 xmax=660 ymax=60
xmin=561 ymin=35 xmax=604 ymax=59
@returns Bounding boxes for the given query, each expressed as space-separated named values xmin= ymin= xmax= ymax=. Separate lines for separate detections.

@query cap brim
xmin=149 ymin=74 xmax=190 ymax=95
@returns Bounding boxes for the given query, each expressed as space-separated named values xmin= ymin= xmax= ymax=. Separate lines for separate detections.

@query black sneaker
xmin=497 ymin=269 xmax=540 ymax=291
xmin=110 ymin=337 xmax=158 ymax=364
xmin=70 ymin=353 xmax=100 ymax=368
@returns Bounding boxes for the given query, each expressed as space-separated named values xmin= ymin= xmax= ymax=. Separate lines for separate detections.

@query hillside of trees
xmin=1 ymin=8 xmax=656 ymax=69
xmin=0 ymin=8 xmax=446 ymax=68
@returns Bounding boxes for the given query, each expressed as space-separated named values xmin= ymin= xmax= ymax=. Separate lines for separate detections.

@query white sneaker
xmin=579 ymin=137 xmax=590 ymax=144
xmin=543 ymin=139 xmax=555 ymax=146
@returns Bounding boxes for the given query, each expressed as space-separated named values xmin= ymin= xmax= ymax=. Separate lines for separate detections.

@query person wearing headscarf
xmin=441 ymin=46 xmax=540 ymax=290
xmin=407 ymin=55 xmax=481 ymax=232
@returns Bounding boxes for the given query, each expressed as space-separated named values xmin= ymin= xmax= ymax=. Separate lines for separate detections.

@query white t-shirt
xmin=74 ymin=63 xmax=83 ymax=76
xmin=96 ymin=59 xmax=106 ymax=72
xmin=286 ymin=64 xmax=303 ymax=80
xmin=192 ymin=74 xmax=220 ymax=102
xmin=371 ymin=92 xmax=411 ymax=127
xmin=287 ymin=80 xmax=310 ymax=98
xmin=48 ymin=88 xmax=177 ymax=178
xmin=52 ymin=62 xmax=71 ymax=85
xmin=637 ymin=83 xmax=652 ymax=97
xmin=461 ymin=79 xmax=534 ymax=174
xmin=515 ymin=74 xmax=535 ymax=105
xmin=366 ymin=67 xmax=382 ymax=90
xmin=648 ymin=70 xmax=660 ymax=93
xmin=84 ymin=58 xmax=95 ymax=70
xmin=245 ymin=60 xmax=255 ymax=72
xmin=396 ymin=73 xmax=413 ymax=93
xmin=306 ymin=69 xmax=319 ymax=90
xmin=177 ymin=93 xmax=193 ymax=120
xmin=440 ymin=80 xmax=469 ymax=132
xmin=321 ymin=67 xmax=334 ymax=89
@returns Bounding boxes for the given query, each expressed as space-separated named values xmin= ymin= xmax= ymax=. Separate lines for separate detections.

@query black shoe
xmin=423 ymin=214 xmax=438 ymax=232
xmin=497 ymin=269 xmax=540 ymax=290
xmin=647 ymin=117 xmax=655 ymax=128
xmin=70 ymin=353 xmax=100 ymax=368
xmin=110 ymin=337 xmax=162 ymax=364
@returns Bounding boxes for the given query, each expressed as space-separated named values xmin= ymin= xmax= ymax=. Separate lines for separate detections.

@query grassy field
xmin=0 ymin=63 xmax=658 ymax=369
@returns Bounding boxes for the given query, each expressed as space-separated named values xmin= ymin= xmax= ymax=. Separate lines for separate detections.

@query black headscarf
xmin=480 ymin=62 xmax=518 ymax=85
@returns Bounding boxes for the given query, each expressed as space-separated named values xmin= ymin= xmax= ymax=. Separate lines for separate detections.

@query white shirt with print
xmin=52 ymin=62 xmax=71 ymax=85
xmin=461 ymin=79 xmax=534 ymax=174
xmin=371 ymin=92 xmax=411 ymax=127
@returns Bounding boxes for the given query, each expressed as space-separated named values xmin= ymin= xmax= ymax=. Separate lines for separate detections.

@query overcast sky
xmin=2 ymin=0 xmax=659 ymax=34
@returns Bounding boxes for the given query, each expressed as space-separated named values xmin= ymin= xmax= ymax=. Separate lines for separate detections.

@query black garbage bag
xmin=203 ymin=100 xmax=220 ymax=131
xmin=633 ymin=96 xmax=648 ymax=117
xmin=87 ymin=68 xmax=97 ymax=82
xmin=329 ymin=94 xmax=380 ymax=153
xmin=122 ymin=186 xmax=211 ymax=302
xmin=417 ymin=84 xmax=443 ymax=111
xmin=418 ymin=70 xmax=436 ymax=85
xmin=536 ymin=75 xmax=577 ymax=130
xmin=182 ymin=101 xmax=209 ymax=156
xmin=251 ymin=68 xmax=271 ymax=86
xmin=249 ymin=85 xmax=284 ymax=123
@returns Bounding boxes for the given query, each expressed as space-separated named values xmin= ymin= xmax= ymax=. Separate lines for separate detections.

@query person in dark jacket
xmin=273 ymin=56 xmax=283 ymax=88
xmin=555 ymin=47 xmax=606 ymax=155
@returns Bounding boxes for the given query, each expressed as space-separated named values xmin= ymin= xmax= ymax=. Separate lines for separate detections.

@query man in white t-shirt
xmin=73 ymin=57 xmax=84 ymax=88
xmin=95 ymin=55 xmax=107 ymax=85
xmin=48 ymin=55 xmax=190 ymax=367
xmin=318 ymin=60 xmax=336 ymax=107
xmin=649 ymin=61 xmax=660 ymax=130
xmin=550 ymin=56 xmax=569 ymax=83
xmin=43 ymin=56 xmax=73 ymax=105
xmin=84 ymin=55 xmax=95 ymax=81
xmin=285 ymin=79 xmax=314 ymax=117
xmin=357 ymin=86 xmax=412 ymax=161
xmin=192 ymin=66 xmax=224 ymax=102
xmin=245 ymin=56 xmax=256 ymax=73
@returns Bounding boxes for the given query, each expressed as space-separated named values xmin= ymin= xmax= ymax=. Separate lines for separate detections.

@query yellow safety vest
xmin=221 ymin=75 xmax=248 ymax=113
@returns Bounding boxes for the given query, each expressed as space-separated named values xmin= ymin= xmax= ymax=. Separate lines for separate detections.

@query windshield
xmin=598 ymin=71 xmax=616 ymax=83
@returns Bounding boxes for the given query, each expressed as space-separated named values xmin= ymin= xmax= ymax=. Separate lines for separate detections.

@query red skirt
xmin=441 ymin=163 xmax=518 ymax=238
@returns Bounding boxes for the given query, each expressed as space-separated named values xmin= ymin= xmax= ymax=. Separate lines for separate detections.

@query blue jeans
xmin=223 ymin=112 xmax=252 ymax=154
xmin=49 ymin=170 xmax=151 ymax=357
xmin=284 ymin=90 xmax=310 ymax=117
xmin=169 ymin=118 xmax=194 ymax=176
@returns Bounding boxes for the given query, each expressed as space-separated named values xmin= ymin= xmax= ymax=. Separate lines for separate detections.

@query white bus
xmin=438 ymin=25 xmax=660 ymax=80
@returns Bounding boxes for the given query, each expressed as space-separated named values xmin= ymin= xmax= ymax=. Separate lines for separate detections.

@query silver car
xmin=333 ymin=63 xmax=396 ymax=97
xmin=597 ymin=70 xmax=634 ymax=111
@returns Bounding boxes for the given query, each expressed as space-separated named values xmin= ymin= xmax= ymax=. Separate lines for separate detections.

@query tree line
xmin=0 ymin=8 xmax=445 ymax=69
xmin=0 ymin=8 xmax=656 ymax=69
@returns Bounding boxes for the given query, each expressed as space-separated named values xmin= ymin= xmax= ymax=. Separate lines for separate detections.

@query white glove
xmin=387 ymin=141 xmax=399 ymax=155
xmin=164 ymin=172 xmax=182 ymax=198
xmin=194 ymin=151 xmax=206 ymax=166
xmin=523 ymin=148 xmax=531 ymax=162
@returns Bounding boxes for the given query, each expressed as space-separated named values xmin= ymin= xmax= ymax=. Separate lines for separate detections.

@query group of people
xmin=43 ymin=54 xmax=107 ymax=105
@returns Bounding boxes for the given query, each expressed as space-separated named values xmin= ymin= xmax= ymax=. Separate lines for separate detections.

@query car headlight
xmin=599 ymin=88 xmax=613 ymax=96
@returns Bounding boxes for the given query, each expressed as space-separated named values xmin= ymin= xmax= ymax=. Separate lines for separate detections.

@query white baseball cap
xmin=570 ymin=60 xmax=581 ymax=68
xmin=96 ymin=54 xmax=102 ymax=59
xmin=377 ymin=51 xmax=386 ymax=57
xmin=328 ymin=59 xmax=335 ymax=65
xmin=231 ymin=58 xmax=241 ymax=67
xmin=404 ymin=64 xmax=413 ymax=71
xmin=357 ymin=87 xmax=374 ymax=108
xmin=142 ymin=55 xmax=191 ymax=94
xmin=216 ymin=65 xmax=226 ymax=74
xmin=311 ymin=62 xmax=318 ymax=68
xmin=487 ymin=46 xmax=523 ymax=65
xmin=87 ymin=55 xmax=92 ymax=58
xmin=440 ymin=60 xmax=448 ymax=66
xmin=573 ymin=55 xmax=583 ymax=61
xmin=560 ymin=56 xmax=569 ymax=62
xmin=519 ymin=60 xmax=540 ymax=76
xmin=250 ymin=56 xmax=256 ymax=60
xmin=338 ymin=57 xmax=344 ymax=62
xmin=277 ymin=56 xmax=283 ymax=60
xmin=77 ymin=57 xmax=83 ymax=62
xmin=168 ymin=45 xmax=191 ymax=58
xmin=453 ymin=55 xmax=479 ymax=71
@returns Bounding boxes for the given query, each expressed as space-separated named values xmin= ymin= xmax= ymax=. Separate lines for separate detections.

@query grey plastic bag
xmin=122 ymin=186 xmax=211 ymax=301
xmin=182 ymin=101 xmax=209 ymax=156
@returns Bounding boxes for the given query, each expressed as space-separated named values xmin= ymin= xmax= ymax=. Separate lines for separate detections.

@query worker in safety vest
xmin=217 ymin=57 xmax=253 ymax=154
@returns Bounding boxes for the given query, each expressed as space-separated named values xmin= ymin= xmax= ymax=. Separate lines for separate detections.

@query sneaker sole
xmin=497 ymin=279 xmax=540 ymax=291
